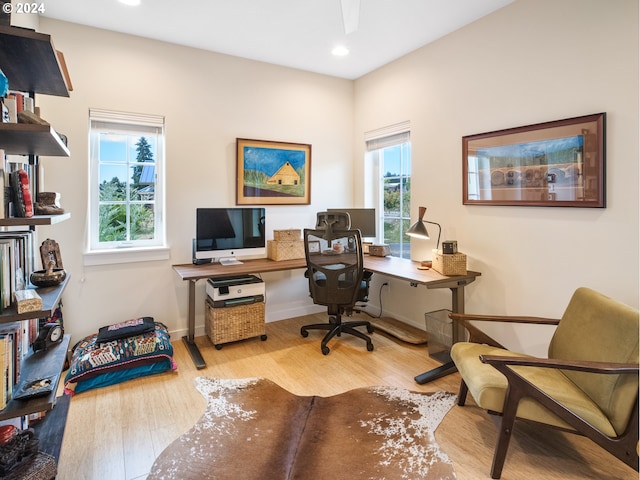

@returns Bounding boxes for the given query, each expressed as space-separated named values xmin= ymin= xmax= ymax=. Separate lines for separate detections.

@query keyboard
xmin=219 ymin=258 xmax=243 ymax=266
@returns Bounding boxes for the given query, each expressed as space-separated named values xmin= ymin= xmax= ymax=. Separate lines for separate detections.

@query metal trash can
xmin=425 ymin=309 xmax=453 ymax=364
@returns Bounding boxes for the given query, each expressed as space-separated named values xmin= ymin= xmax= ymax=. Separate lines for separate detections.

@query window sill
xmin=83 ymin=246 xmax=170 ymax=266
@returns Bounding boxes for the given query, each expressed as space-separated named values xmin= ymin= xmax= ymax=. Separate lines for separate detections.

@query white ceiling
xmin=41 ymin=0 xmax=514 ymax=80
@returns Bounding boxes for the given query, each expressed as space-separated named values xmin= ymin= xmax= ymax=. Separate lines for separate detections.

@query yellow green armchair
xmin=450 ymin=287 xmax=639 ymax=479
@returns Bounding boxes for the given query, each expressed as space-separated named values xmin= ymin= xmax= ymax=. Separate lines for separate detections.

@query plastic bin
xmin=425 ymin=309 xmax=453 ymax=363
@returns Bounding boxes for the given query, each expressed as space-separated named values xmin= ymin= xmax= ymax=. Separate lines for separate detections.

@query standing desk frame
xmin=172 ymin=256 xmax=480 ymax=383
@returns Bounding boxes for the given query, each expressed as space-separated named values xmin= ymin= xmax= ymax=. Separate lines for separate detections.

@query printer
xmin=206 ymin=275 xmax=265 ymax=307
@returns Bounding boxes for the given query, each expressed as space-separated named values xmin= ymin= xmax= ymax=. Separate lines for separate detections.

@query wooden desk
xmin=172 ymin=257 xmax=481 ymax=382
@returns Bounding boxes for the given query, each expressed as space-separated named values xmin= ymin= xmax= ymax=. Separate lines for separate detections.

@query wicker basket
xmin=368 ymin=244 xmax=390 ymax=257
xmin=273 ymin=229 xmax=301 ymax=241
xmin=267 ymin=240 xmax=305 ymax=261
xmin=432 ymin=250 xmax=467 ymax=276
xmin=205 ymin=300 xmax=265 ymax=346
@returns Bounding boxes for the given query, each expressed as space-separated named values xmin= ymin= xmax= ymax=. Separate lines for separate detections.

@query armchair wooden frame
xmin=450 ymin=312 xmax=639 ymax=479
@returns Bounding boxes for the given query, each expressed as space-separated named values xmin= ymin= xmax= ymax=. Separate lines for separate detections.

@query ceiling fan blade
xmin=340 ymin=0 xmax=360 ymax=35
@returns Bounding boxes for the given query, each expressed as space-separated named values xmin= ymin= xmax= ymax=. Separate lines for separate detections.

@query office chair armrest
xmin=450 ymin=313 xmax=559 ymax=348
xmin=480 ymin=354 xmax=640 ymax=375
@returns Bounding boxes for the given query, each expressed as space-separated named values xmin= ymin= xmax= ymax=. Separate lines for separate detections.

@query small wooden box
xmin=14 ymin=290 xmax=43 ymax=314
xmin=267 ymin=240 xmax=305 ymax=261
xmin=369 ymin=244 xmax=390 ymax=257
xmin=273 ymin=229 xmax=301 ymax=241
xmin=432 ymin=250 xmax=467 ymax=276
xmin=205 ymin=300 xmax=265 ymax=347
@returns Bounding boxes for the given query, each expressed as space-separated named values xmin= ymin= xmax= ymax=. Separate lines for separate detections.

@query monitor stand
xmin=219 ymin=257 xmax=243 ymax=265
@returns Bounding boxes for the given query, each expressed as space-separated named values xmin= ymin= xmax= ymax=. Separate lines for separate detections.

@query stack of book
xmin=0 ymin=153 xmax=37 ymax=220
xmin=1 ymin=91 xmax=35 ymax=124
xmin=0 ymin=231 xmax=37 ymax=312
xmin=0 ymin=322 xmax=23 ymax=410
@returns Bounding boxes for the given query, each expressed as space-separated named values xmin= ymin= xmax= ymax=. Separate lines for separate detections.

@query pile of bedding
xmin=64 ymin=318 xmax=177 ymax=395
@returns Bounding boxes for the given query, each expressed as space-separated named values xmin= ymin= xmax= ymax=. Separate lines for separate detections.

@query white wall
xmin=30 ymin=0 xmax=638 ymax=356
xmin=354 ymin=0 xmax=639 ymax=355
xmin=36 ymin=19 xmax=354 ymax=341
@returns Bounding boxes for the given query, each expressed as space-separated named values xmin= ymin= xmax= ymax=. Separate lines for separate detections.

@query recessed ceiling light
xmin=119 ymin=0 xmax=141 ymax=6
xmin=332 ymin=46 xmax=349 ymax=56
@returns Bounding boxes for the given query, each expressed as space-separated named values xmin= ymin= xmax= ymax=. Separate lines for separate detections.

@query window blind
xmin=89 ymin=108 xmax=164 ymax=127
xmin=364 ymin=121 xmax=410 ymax=151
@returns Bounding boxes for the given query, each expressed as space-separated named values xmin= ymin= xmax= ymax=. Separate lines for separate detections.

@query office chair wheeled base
xmin=301 ymin=316 xmax=374 ymax=355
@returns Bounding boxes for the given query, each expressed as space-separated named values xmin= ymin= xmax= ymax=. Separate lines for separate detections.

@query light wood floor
xmin=56 ymin=314 xmax=637 ymax=480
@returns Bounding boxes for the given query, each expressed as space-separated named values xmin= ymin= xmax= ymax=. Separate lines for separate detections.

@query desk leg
xmin=182 ymin=279 xmax=206 ymax=369
xmin=414 ymin=285 xmax=464 ymax=385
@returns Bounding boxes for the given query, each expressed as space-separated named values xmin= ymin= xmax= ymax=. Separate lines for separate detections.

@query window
xmin=87 ymin=109 xmax=166 ymax=264
xmin=365 ymin=123 xmax=411 ymax=259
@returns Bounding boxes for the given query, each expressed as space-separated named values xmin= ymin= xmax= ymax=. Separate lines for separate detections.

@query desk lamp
xmin=406 ymin=206 xmax=441 ymax=266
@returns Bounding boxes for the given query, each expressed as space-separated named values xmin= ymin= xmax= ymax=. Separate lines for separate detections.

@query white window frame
xmin=364 ymin=121 xmax=412 ymax=259
xmin=85 ymin=109 xmax=169 ymax=266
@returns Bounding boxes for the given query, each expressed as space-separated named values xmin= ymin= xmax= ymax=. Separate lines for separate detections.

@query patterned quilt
xmin=64 ymin=322 xmax=177 ymax=394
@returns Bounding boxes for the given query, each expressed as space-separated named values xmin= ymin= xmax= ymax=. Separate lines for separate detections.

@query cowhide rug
xmin=148 ymin=377 xmax=457 ymax=480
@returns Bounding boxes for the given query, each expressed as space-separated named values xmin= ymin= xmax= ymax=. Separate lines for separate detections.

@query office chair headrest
xmin=315 ymin=211 xmax=351 ymax=240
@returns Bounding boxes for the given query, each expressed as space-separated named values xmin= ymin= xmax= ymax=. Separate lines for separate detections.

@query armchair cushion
xmin=450 ymin=342 xmax=617 ymax=436
xmin=549 ymin=287 xmax=639 ymax=434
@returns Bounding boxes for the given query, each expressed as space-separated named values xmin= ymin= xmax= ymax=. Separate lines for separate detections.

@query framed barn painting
xmin=236 ymin=138 xmax=311 ymax=205
xmin=462 ymin=113 xmax=605 ymax=207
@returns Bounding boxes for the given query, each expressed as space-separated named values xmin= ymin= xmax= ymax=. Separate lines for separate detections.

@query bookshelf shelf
xmin=0 ymin=334 xmax=70 ymax=421
xmin=0 ymin=275 xmax=69 ymax=324
xmin=0 ymin=212 xmax=71 ymax=227
xmin=0 ymin=26 xmax=70 ymax=97
xmin=0 ymin=123 xmax=70 ymax=157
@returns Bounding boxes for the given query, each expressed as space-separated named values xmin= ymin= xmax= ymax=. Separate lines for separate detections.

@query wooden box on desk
xmin=273 ymin=229 xmax=301 ymax=241
xmin=432 ymin=250 xmax=467 ymax=276
xmin=267 ymin=240 xmax=305 ymax=261
xmin=205 ymin=299 xmax=265 ymax=346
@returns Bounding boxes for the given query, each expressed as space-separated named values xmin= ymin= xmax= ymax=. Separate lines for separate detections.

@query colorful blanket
xmin=64 ymin=322 xmax=176 ymax=394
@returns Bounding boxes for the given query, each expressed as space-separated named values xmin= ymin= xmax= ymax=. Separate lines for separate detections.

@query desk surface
xmin=173 ymin=255 xmax=481 ymax=378
xmin=172 ymin=255 xmax=480 ymax=286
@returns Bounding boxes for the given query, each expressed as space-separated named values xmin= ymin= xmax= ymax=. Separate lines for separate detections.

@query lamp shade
xmin=406 ymin=206 xmax=430 ymax=239
xmin=405 ymin=206 xmax=441 ymax=249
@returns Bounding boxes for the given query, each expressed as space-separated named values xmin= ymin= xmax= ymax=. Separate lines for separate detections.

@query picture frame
xmin=236 ymin=138 xmax=311 ymax=205
xmin=462 ymin=113 xmax=605 ymax=207
xmin=308 ymin=240 xmax=321 ymax=254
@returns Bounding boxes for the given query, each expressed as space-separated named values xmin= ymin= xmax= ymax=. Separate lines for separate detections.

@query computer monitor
xmin=194 ymin=207 xmax=266 ymax=264
xmin=327 ymin=208 xmax=377 ymax=238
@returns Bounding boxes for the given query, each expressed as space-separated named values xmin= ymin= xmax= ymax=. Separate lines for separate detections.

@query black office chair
xmin=301 ymin=212 xmax=374 ymax=355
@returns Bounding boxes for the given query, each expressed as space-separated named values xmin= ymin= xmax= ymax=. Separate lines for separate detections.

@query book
xmin=9 ymin=170 xmax=25 ymax=218
xmin=0 ymin=243 xmax=10 ymax=310
xmin=11 ymin=92 xmax=23 ymax=114
xmin=1 ymin=100 xmax=7 ymax=123
xmin=0 ymin=231 xmax=35 ymax=285
xmin=3 ymin=96 xmax=15 ymax=123
xmin=17 ymin=169 xmax=33 ymax=218
xmin=0 ymin=170 xmax=4 ymax=220
xmin=0 ymin=323 xmax=23 ymax=384
xmin=0 ymin=335 xmax=8 ymax=410
xmin=22 ymin=95 xmax=34 ymax=114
